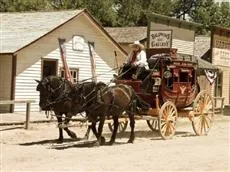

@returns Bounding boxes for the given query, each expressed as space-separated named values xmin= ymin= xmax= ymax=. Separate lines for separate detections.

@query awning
xmin=197 ymin=58 xmax=219 ymax=75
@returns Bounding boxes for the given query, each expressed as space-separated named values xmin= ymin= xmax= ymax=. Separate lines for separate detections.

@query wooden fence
xmin=0 ymin=100 xmax=35 ymax=129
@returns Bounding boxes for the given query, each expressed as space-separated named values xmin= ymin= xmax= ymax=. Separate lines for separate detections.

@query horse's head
xmin=36 ymin=76 xmax=68 ymax=110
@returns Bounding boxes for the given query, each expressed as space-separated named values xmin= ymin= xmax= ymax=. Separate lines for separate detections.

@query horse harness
xmin=45 ymin=78 xmax=72 ymax=107
xmin=78 ymin=83 xmax=105 ymax=110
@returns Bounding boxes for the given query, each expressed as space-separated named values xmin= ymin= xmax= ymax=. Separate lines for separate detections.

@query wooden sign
xmin=213 ymin=35 xmax=230 ymax=67
xmin=72 ymin=35 xmax=85 ymax=51
xmin=149 ymin=30 xmax=172 ymax=48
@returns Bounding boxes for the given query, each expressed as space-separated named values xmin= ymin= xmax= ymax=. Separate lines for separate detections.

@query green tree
xmin=172 ymin=0 xmax=230 ymax=34
xmin=172 ymin=0 xmax=197 ymax=19
xmin=82 ymin=0 xmax=118 ymax=26
xmin=1 ymin=0 xmax=229 ymax=30
xmin=219 ymin=2 xmax=230 ymax=28
xmin=190 ymin=0 xmax=221 ymax=34
xmin=114 ymin=0 xmax=173 ymax=26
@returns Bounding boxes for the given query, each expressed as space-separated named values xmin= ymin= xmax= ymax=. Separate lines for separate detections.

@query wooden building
xmin=0 ymin=9 xmax=127 ymax=112
xmin=211 ymin=26 xmax=230 ymax=105
xmin=147 ymin=13 xmax=202 ymax=57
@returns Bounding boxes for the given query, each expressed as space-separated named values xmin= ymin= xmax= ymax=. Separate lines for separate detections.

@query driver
xmin=125 ymin=40 xmax=149 ymax=79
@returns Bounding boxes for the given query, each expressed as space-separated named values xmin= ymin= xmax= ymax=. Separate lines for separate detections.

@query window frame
xmin=215 ymin=72 xmax=223 ymax=97
xmin=60 ymin=67 xmax=79 ymax=83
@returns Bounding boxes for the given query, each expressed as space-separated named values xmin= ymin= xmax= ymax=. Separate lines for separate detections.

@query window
xmin=215 ymin=72 xmax=223 ymax=97
xmin=60 ymin=67 xmax=79 ymax=83
xmin=179 ymin=72 xmax=189 ymax=82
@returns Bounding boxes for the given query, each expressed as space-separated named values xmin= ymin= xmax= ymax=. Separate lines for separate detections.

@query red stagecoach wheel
xmin=147 ymin=120 xmax=158 ymax=131
xmin=192 ymin=91 xmax=214 ymax=136
xmin=108 ymin=120 xmax=128 ymax=134
xmin=158 ymin=101 xmax=178 ymax=140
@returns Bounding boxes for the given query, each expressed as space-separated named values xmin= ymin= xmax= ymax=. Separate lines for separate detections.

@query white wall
xmin=13 ymin=12 xmax=125 ymax=112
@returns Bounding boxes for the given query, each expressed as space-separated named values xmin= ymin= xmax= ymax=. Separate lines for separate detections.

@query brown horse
xmin=75 ymin=82 xmax=150 ymax=145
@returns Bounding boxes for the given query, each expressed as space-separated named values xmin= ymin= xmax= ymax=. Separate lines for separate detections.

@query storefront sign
xmin=213 ymin=36 xmax=230 ymax=67
xmin=149 ymin=30 xmax=172 ymax=48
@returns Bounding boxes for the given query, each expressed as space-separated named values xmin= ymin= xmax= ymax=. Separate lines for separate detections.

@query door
xmin=42 ymin=59 xmax=58 ymax=78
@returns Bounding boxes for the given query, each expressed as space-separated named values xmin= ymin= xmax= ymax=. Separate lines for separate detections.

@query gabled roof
xmin=0 ymin=9 xmax=126 ymax=55
xmin=194 ymin=36 xmax=211 ymax=58
xmin=105 ymin=27 xmax=147 ymax=43
xmin=0 ymin=10 xmax=83 ymax=53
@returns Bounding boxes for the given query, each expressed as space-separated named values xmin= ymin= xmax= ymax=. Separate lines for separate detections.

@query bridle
xmin=42 ymin=78 xmax=70 ymax=108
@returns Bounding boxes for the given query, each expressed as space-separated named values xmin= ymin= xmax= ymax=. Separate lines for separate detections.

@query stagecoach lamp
xmin=152 ymin=78 xmax=161 ymax=93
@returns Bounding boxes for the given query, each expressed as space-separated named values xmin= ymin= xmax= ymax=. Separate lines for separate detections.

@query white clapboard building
xmin=0 ymin=9 xmax=127 ymax=112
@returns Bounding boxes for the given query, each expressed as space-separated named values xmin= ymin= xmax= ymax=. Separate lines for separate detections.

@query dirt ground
xmin=1 ymin=115 xmax=230 ymax=172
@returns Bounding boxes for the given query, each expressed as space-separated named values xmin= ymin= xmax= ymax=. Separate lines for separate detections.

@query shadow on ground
xmin=18 ymin=129 xmax=195 ymax=149
xmin=0 ymin=126 xmax=24 ymax=131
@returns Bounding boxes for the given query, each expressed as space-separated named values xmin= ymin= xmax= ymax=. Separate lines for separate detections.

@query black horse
xmin=36 ymin=76 xmax=105 ymax=143
xmin=75 ymin=82 xmax=150 ymax=145
xmin=36 ymin=76 xmax=150 ymax=145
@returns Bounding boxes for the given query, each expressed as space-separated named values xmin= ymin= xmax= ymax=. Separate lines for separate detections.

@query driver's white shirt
xmin=126 ymin=50 xmax=149 ymax=69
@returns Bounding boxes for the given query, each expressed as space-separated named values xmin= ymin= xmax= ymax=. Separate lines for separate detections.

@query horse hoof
xmin=57 ymin=139 xmax=63 ymax=144
xmin=127 ymin=139 xmax=134 ymax=143
xmin=83 ymin=135 xmax=89 ymax=140
xmin=94 ymin=141 xmax=100 ymax=147
xmin=100 ymin=136 xmax=106 ymax=145
xmin=108 ymin=141 xmax=114 ymax=145
xmin=70 ymin=133 xmax=77 ymax=139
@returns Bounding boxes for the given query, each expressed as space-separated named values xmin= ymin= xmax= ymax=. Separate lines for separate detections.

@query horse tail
xmin=133 ymin=94 xmax=150 ymax=111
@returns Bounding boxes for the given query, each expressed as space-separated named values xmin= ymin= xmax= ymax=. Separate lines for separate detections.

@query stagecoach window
xmin=165 ymin=69 xmax=173 ymax=89
xmin=179 ymin=72 xmax=188 ymax=82
xmin=60 ymin=67 xmax=79 ymax=83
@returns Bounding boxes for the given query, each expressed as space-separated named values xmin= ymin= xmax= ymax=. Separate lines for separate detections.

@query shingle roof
xmin=0 ymin=10 xmax=83 ymax=53
xmin=105 ymin=27 xmax=147 ymax=43
xmin=197 ymin=58 xmax=218 ymax=71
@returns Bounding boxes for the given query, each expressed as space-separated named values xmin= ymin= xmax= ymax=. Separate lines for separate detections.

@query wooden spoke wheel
xmin=158 ymin=101 xmax=178 ymax=139
xmin=147 ymin=120 xmax=158 ymax=131
xmin=192 ymin=91 xmax=214 ymax=136
xmin=108 ymin=120 xmax=128 ymax=134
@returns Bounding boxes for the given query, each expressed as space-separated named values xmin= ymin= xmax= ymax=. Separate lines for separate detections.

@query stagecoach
xmin=56 ymin=38 xmax=215 ymax=142
xmin=113 ymin=48 xmax=214 ymax=139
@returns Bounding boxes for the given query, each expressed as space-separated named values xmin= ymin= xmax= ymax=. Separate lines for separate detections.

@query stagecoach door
xmin=42 ymin=59 xmax=58 ymax=78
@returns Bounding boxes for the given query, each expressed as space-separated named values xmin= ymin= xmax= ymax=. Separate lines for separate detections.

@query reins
xmin=78 ymin=66 xmax=119 ymax=83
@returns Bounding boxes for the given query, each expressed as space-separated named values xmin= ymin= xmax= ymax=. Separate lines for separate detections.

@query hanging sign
xmin=149 ymin=30 xmax=172 ymax=48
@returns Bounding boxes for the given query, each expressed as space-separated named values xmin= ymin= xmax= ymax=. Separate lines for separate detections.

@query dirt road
xmin=1 ymin=115 xmax=230 ymax=171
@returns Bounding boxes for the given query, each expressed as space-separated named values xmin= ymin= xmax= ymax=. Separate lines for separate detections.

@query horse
xmin=75 ymin=82 xmax=150 ymax=145
xmin=35 ymin=76 xmax=105 ymax=143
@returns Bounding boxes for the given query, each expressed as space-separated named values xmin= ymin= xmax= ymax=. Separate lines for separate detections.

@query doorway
xmin=42 ymin=59 xmax=58 ymax=78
